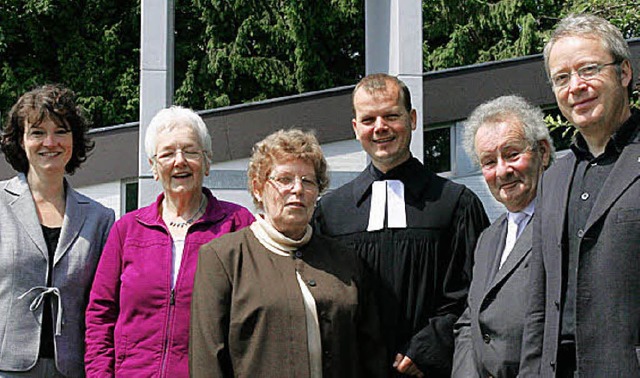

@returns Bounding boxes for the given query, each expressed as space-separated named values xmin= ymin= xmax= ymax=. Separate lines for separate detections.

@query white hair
xmin=463 ymin=95 xmax=556 ymax=167
xmin=144 ymin=105 xmax=213 ymax=162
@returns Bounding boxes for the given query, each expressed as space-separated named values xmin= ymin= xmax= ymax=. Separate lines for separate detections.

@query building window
xmin=123 ymin=180 xmax=138 ymax=214
xmin=424 ymin=125 xmax=451 ymax=173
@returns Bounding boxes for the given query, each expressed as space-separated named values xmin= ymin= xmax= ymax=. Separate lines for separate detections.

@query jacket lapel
xmin=54 ymin=185 xmax=86 ymax=265
xmin=5 ymin=175 xmax=48 ymax=259
xmin=482 ymin=215 xmax=507 ymax=290
xmin=584 ymin=139 xmax=640 ymax=232
xmin=544 ymin=153 xmax=576 ymax=253
xmin=488 ymin=220 xmax=533 ymax=290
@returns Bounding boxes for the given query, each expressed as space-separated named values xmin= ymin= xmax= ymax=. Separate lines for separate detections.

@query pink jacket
xmin=85 ymin=189 xmax=254 ymax=377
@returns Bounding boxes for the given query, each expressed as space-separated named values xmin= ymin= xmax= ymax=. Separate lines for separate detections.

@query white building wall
xmin=74 ymin=181 xmax=122 ymax=218
xmin=322 ymin=139 xmax=368 ymax=172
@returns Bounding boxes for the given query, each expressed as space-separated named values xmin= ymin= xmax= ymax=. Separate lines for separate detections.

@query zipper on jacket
xmin=159 ymin=288 xmax=176 ymax=377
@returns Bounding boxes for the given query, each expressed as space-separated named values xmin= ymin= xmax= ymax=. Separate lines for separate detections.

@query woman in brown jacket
xmin=189 ymin=129 xmax=386 ymax=378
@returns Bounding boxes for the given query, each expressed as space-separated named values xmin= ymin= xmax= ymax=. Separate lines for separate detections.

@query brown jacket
xmin=189 ymin=227 xmax=386 ymax=378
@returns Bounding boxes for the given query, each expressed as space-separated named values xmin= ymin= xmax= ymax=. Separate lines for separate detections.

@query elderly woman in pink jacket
xmin=84 ymin=106 xmax=254 ymax=377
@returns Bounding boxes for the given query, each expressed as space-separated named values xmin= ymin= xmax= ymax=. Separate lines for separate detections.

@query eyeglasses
xmin=268 ymin=175 xmax=319 ymax=192
xmin=550 ymin=61 xmax=619 ymax=89
xmin=154 ymin=149 xmax=203 ymax=165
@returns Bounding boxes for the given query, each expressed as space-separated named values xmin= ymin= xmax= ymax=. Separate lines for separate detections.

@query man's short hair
xmin=463 ymin=95 xmax=556 ymax=167
xmin=543 ymin=13 xmax=633 ymax=98
xmin=352 ymin=73 xmax=412 ymax=115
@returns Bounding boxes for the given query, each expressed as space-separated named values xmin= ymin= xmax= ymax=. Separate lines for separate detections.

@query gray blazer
xmin=520 ymin=127 xmax=640 ymax=377
xmin=453 ymin=214 xmax=533 ymax=378
xmin=0 ymin=174 xmax=114 ymax=377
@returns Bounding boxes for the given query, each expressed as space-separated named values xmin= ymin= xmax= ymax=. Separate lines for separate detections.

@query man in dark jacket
xmin=519 ymin=14 xmax=640 ymax=377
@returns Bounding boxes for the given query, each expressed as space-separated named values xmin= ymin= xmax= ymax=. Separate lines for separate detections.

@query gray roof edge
xmin=86 ymin=85 xmax=356 ymax=135
xmin=198 ymin=84 xmax=355 ymax=116
xmin=86 ymin=38 xmax=640 ymax=136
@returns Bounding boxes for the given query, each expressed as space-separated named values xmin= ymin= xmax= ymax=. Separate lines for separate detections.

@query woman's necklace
xmin=168 ymin=196 xmax=206 ymax=228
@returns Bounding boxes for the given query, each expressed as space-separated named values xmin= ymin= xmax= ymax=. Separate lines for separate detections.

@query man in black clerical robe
xmin=313 ymin=73 xmax=489 ymax=377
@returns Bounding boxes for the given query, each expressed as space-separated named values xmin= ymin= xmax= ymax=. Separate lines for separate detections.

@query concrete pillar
xmin=138 ymin=0 xmax=175 ymax=206
xmin=365 ymin=0 xmax=423 ymax=162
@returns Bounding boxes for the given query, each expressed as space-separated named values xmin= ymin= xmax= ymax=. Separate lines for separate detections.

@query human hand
xmin=393 ymin=353 xmax=425 ymax=377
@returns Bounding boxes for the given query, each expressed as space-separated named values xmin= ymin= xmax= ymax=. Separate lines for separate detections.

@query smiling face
xmin=548 ymin=36 xmax=631 ymax=137
xmin=254 ymin=159 xmax=319 ymax=240
xmin=352 ymin=81 xmax=416 ymax=173
xmin=151 ymin=124 xmax=209 ymax=198
xmin=475 ymin=119 xmax=550 ymax=212
xmin=22 ymin=118 xmax=73 ymax=179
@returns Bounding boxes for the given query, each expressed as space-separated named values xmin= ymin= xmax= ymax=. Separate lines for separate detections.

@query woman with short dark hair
xmin=0 ymin=84 xmax=115 ymax=377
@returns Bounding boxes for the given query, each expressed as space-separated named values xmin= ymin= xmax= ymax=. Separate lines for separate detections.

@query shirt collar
xmin=507 ymin=199 xmax=535 ymax=223
xmin=570 ymin=108 xmax=640 ymax=160
xmin=354 ymin=156 xmax=430 ymax=206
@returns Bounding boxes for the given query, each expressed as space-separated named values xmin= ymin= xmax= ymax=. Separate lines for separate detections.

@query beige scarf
xmin=250 ymin=214 xmax=312 ymax=255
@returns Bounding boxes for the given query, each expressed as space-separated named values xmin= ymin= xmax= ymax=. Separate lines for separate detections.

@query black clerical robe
xmin=313 ymin=158 xmax=489 ymax=377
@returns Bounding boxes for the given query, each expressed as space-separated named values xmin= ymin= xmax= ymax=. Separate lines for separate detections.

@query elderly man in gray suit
xmin=452 ymin=95 xmax=554 ymax=378
xmin=519 ymin=14 xmax=640 ymax=378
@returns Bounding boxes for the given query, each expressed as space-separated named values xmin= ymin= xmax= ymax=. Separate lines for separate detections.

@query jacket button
xmin=577 ymin=229 xmax=585 ymax=238
xmin=482 ymin=334 xmax=491 ymax=344
xmin=308 ymin=279 xmax=316 ymax=287
xmin=295 ymin=251 xmax=303 ymax=258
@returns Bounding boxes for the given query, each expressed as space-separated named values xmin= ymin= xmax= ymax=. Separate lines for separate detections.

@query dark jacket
xmin=520 ymin=119 xmax=640 ymax=377
xmin=313 ymin=158 xmax=489 ymax=377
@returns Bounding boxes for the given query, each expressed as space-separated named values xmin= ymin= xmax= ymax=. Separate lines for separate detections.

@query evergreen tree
xmin=0 ymin=0 xmax=140 ymax=127
xmin=0 ymin=0 xmax=638 ymax=127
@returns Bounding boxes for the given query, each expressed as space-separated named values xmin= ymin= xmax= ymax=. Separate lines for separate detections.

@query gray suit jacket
xmin=453 ymin=214 xmax=533 ymax=378
xmin=520 ymin=125 xmax=640 ymax=377
xmin=0 ymin=174 xmax=114 ymax=377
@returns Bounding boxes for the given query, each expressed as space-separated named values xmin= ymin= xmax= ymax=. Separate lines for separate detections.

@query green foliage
xmin=175 ymin=0 xmax=364 ymax=110
xmin=544 ymin=112 xmax=575 ymax=150
xmin=1 ymin=0 xmax=639 ymax=129
xmin=564 ymin=0 xmax=640 ymax=38
xmin=422 ymin=0 xmax=562 ymax=70
xmin=422 ymin=0 xmax=640 ymax=71
xmin=0 ymin=0 xmax=140 ymax=128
